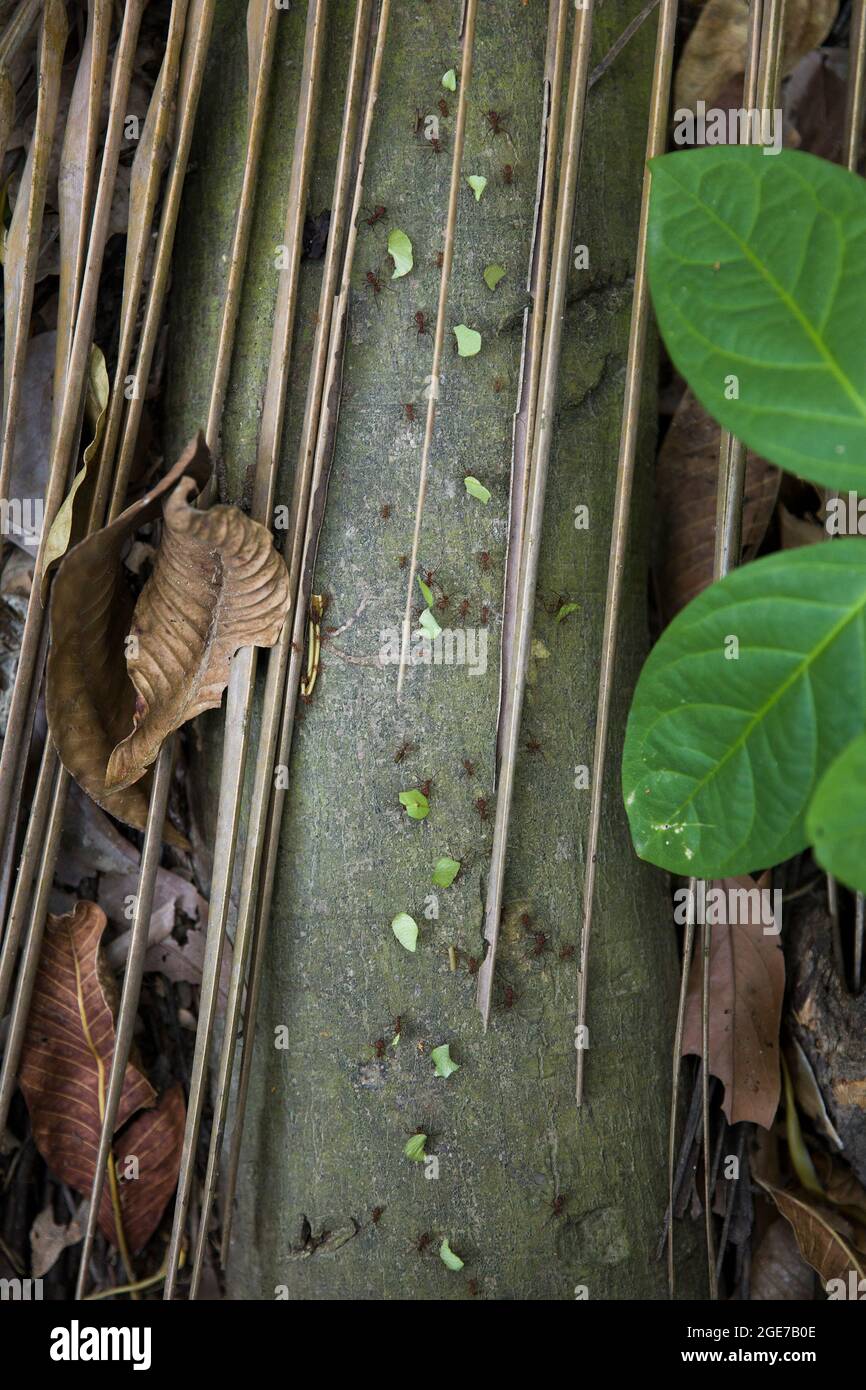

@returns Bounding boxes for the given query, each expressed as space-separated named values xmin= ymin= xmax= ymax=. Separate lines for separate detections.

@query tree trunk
xmin=165 ymin=0 xmax=705 ymax=1301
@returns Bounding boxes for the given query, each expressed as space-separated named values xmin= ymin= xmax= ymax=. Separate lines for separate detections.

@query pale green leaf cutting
xmin=556 ymin=602 xmax=578 ymax=623
xmin=432 ymin=856 xmax=460 ymax=887
xmin=483 ymin=263 xmax=506 ymax=291
xmin=418 ymin=574 xmax=435 ymax=607
xmin=442 ymin=68 xmax=456 ymax=91
xmin=419 ymin=609 xmax=442 ymax=640
xmin=404 ymin=1133 xmax=427 ymax=1162
xmin=467 ymin=175 xmax=487 ymax=201
xmin=399 ymin=789 xmax=430 ymax=821
xmin=431 ymin=1043 xmax=460 ymax=1079
xmin=454 ymin=324 xmax=481 ymax=357
xmin=647 ymin=147 xmax=866 ymax=491
xmin=391 ymin=912 xmax=419 ymax=951
xmin=622 ymin=541 xmax=866 ymax=878
xmin=807 ymin=734 xmax=866 ymax=894
xmin=439 ymin=1237 xmax=464 ymax=1270
xmin=387 ymin=227 xmax=413 ymax=279
xmin=464 ymin=476 xmax=491 ymax=504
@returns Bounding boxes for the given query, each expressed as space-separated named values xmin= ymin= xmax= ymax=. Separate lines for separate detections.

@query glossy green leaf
xmin=647 ymin=147 xmax=866 ymax=491
xmin=483 ymin=263 xmax=506 ymax=291
xmin=417 ymin=574 xmax=435 ymax=607
xmin=399 ymin=789 xmax=429 ymax=821
xmin=404 ymin=1132 xmax=427 ymax=1161
xmin=391 ymin=912 xmax=419 ymax=951
xmin=464 ymin=475 xmax=490 ymax=504
xmin=556 ymin=601 xmax=578 ymax=623
xmin=807 ymin=733 xmax=866 ymax=894
xmin=453 ymin=324 xmax=481 ymax=357
xmin=432 ymin=856 xmax=460 ymax=887
xmin=623 ymin=540 xmax=866 ymax=878
xmin=439 ymin=1237 xmax=464 ymax=1270
xmin=431 ymin=1043 xmax=460 ymax=1079
xmin=467 ymin=175 xmax=487 ymax=201
xmin=441 ymin=68 xmax=456 ymax=91
xmin=387 ymin=227 xmax=413 ymax=279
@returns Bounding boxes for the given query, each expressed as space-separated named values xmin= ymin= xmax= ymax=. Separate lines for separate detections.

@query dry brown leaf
xmin=751 ymin=1219 xmax=815 ymax=1301
xmin=30 ymin=1203 xmax=83 ymax=1279
xmin=655 ymin=390 xmax=779 ymax=621
xmin=46 ymin=435 xmax=211 ymax=841
xmin=18 ymin=901 xmax=184 ymax=1253
xmin=105 ymin=474 xmax=290 ymax=793
xmin=681 ymin=876 xmax=784 ymax=1129
xmin=756 ymin=1181 xmax=866 ymax=1290
xmin=675 ymin=0 xmax=838 ymax=113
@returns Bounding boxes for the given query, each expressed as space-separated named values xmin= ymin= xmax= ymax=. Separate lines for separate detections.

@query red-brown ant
xmin=394 ymin=740 xmax=416 ymax=764
xmin=549 ymin=1194 xmax=567 ymax=1219
xmin=435 ymin=250 xmax=445 ymax=268
xmin=466 ymin=956 xmax=480 ymax=976
xmin=413 ymin=1231 xmax=432 ymax=1255
xmin=364 ymin=269 xmax=383 ymax=295
xmin=502 ymin=163 xmax=514 ymax=185
xmin=419 ymin=777 xmax=434 ymax=798
xmin=480 ymin=604 xmax=490 ymax=625
xmin=412 ymin=309 xmax=430 ymax=336
xmin=466 ymin=1278 xmax=479 ymax=1297
xmin=436 ymin=592 xmax=450 ymax=612
xmin=397 ymin=554 xmax=408 ymax=569
xmin=530 ymin=931 xmax=549 ymax=958
xmin=438 ymin=97 xmax=449 ymax=117
xmin=474 ymin=796 xmax=489 ymax=823
xmin=485 ymin=109 xmax=510 ymax=137
xmin=404 ymin=402 xmax=416 ymax=421
xmin=477 ymin=551 xmax=492 ymax=572
xmin=461 ymin=757 xmax=476 ymax=778
xmin=559 ymin=944 xmax=575 ymax=961
xmin=364 ymin=204 xmax=386 ymax=227
xmin=380 ymin=503 xmax=392 ymax=519
xmin=458 ymin=598 xmax=471 ymax=619
xmin=371 ymin=1206 xmax=384 ymax=1225
xmin=492 ymin=377 xmax=504 ymax=393
xmin=502 ymin=983 xmax=516 ymax=1010
xmin=373 ymin=1038 xmax=386 ymax=1059
xmin=526 ymin=738 xmax=542 ymax=754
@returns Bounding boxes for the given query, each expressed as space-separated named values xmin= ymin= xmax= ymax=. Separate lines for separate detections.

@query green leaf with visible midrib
xmin=622 ymin=541 xmax=866 ymax=878
xmin=807 ymin=733 xmax=866 ymax=894
xmin=647 ymin=146 xmax=866 ymax=491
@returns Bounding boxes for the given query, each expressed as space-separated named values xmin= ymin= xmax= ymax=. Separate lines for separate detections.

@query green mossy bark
xmin=165 ymin=0 xmax=704 ymax=1301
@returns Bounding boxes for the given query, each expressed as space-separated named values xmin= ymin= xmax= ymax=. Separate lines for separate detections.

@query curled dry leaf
xmin=106 ymin=472 xmax=290 ymax=792
xmin=755 ymin=1180 xmax=866 ymax=1290
xmin=30 ymin=1204 xmax=83 ymax=1280
xmin=655 ymin=389 xmax=779 ymax=621
xmin=47 ymin=435 xmax=211 ymax=841
xmin=674 ymin=0 xmax=838 ymax=113
xmin=750 ymin=1219 xmax=815 ymax=1301
xmin=681 ymin=876 xmax=784 ymax=1129
xmin=18 ymin=901 xmax=185 ymax=1254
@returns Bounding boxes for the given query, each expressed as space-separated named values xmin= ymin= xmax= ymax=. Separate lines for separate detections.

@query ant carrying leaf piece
xmin=391 ymin=913 xmax=419 ymax=952
xmin=464 ymin=476 xmax=491 ymax=504
xmin=441 ymin=68 xmax=457 ymax=91
xmin=404 ymin=1132 xmax=427 ymax=1161
xmin=431 ymin=1043 xmax=460 ymax=1079
xmin=453 ymin=324 xmax=482 ymax=357
xmin=439 ymin=1237 xmax=464 ymax=1270
xmin=467 ymin=174 xmax=487 ymax=201
xmin=387 ymin=226 xmax=413 ymax=279
xmin=399 ymin=789 xmax=430 ymax=821
xmin=419 ymin=609 xmax=442 ymax=640
xmin=432 ymin=856 xmax=460 ymax=887
xmin=483 ymin=263 xmax=505 ymax=290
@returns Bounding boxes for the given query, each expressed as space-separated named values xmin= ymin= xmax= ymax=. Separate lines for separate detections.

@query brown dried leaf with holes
xmin=106 ymin=471 xmax=289 ymax=792
xmin=18 ymin=901 xmax=185 ymax=1254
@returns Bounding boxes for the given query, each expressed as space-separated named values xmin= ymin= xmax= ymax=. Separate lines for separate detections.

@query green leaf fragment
xmin=483 ymin=263 xmax=506 ymax=290
xmin=464 ymin=476 xmax=491 ymax=504
xmin=556 ymin=602 xmax=579 ymax=623
xmin=387 ymin=227 xmax=413 ymax=279
xmin=453 ymin=324 xmax=481 ymax=357
xmin=441 ymin=68 xmax=456 ymax=91
xmin=431 ymin=1044 xmax=460 ymax=1079
xmin=432 ymin=856 xmax=460 ymax=887
xmin=418 ymin=574 xmax=435 ymax=607
xmin=399 ymin=789 xmax=430 ymax=821
xmin=404 ymin=1132 xmax=427 ymax=1162
xmin=419 ymin=609 xmax=442 ymax=640
xmin=391 ymin=912 xmax=419 ymax=951
xmin=439 ymin=1237 xmax=464 ymax=1270
xmin=467 ymin=175 xmax=487 ymax=201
